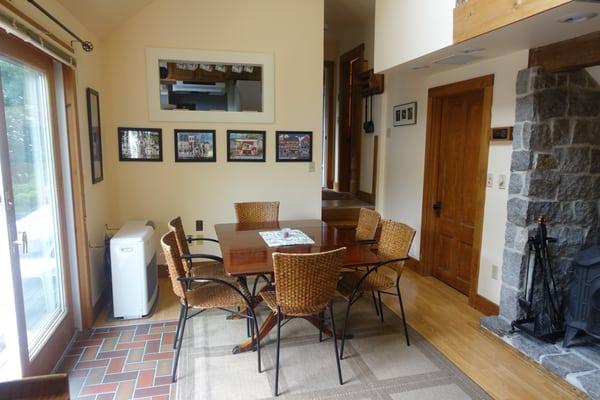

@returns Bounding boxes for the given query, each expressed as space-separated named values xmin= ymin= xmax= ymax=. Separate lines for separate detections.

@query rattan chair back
xmin=378 ymin=220 xmax=416 ymax=276
xmin=161 ymin=231 xmax=187 ymax=300
xmin=355 ymin=208 xmax=381 ymax=241
xmin=234 ymin=201 xmax=280 ymax=223
xmin=168 ymin=217 xmax=191 ymax=257
xmin=272 ymin=247 xmax=346 ymax=316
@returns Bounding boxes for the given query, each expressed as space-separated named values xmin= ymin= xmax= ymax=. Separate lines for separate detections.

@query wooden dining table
xmin=214 ymin=219 xmax=382 ymax=353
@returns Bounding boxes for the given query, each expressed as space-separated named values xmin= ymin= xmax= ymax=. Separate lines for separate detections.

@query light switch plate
xmin=308 ymin=162 xmax=315 ymax=172
xmin=486 ymin=174 xmax=494 ymax=188
xmin=491 ymin=264 xmax=499 ymax=280
xmin=498 ymin=174 xmax=507 ymax=190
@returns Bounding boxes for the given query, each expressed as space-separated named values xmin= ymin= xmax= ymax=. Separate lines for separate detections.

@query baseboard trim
xmin=472 ymin=294 xmax=499 ymax=316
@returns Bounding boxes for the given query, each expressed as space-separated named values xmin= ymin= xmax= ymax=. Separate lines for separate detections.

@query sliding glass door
xmin=0 ymin=34 xmax=74 ymax=379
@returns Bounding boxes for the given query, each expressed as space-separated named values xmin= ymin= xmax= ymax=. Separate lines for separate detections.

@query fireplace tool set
xmin=510 ymin=217 xmax=564 ymax=341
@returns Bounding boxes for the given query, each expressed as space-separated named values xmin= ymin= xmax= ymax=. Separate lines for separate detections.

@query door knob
xmin=433 ymin=201 xmax=442 ymax=217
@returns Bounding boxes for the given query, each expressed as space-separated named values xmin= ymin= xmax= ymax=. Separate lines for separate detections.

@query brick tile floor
xmin=57 ymin=321 xmax=179 ymax=400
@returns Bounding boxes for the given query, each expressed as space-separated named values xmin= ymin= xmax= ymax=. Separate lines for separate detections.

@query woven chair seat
xmin=185 ymin=284 xmax=247 ymax=309
xmin=339 ymin=270 xmax=395 ymax=293
xmin=189 ymin=261 xmax=227 ymax=278
xmin=260 ymin=291 xmax=329 ymax=317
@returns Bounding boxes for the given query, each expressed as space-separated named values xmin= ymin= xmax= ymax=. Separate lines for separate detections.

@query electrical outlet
xmin=492 ymin=264 xmax=499 ymax=280
xmin=486 ymin=174 xmax=494 ymax=188
xmin=308 ymin=162 xmax=315 ymax=172
xmin=498 ymin=174 xmax=507 ymax=190
xmin=195 ymin=220 xmax=203 ymax=231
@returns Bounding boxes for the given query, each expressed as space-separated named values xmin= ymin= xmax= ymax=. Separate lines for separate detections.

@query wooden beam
xmin=453 ymin=0 xmax=572 ymax=43
xmin=529 ymin=31 xmax=600 ymax=72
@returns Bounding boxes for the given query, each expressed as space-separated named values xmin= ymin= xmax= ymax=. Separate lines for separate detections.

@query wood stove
xmin=563 ymin=246 xmax=600 ymax=347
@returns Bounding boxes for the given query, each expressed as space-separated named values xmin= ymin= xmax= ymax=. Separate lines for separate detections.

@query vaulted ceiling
xmin=324 ymin=0 xmax=374 ymax=29
xmin=56 ymin=0 xmax=155 ymax=37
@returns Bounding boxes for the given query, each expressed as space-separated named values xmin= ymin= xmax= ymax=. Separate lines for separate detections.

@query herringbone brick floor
xmin=57 ymin=321 xmax=178 ymax=399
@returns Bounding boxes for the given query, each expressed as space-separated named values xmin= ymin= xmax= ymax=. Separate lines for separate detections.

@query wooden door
xmin=338 ymin=44 xmax=364 ymax=193
xmin=430 ymin=90 xmax=486 ymax=295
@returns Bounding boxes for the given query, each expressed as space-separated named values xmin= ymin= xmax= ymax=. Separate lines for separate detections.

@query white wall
xmin=381 ymin=50 xmax=529 ymax=304
xmin=374 ymin=0 xmax=455 ymax=73
xmin=101 ymin=0 xmax=324 ymax=258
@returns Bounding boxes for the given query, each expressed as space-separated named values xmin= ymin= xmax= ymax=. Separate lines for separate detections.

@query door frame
xmin=0 ymin=30 xmax=76 ymax=376
xmin=337 ymin=43 xmax=364 ymax=193
xmin=324 ymin=60 xmax=335 ymax=189
xmin=419 ymin=74 xmax=494 ymax=311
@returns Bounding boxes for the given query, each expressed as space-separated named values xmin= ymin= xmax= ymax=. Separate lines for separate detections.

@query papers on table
xmin=259 ymin=229 xmax=315 ymax=247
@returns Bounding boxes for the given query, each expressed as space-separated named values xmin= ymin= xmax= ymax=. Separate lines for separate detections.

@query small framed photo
xmin=118 ymin=127 xmax=163 ymax=161
xmin=174 ymin=130 xmax=216 ymax=162
xmin=276 ymin=131 xmax=313 ymax=162
xmin=393 ymin=102 xmax=417 ymax=126
xmin=86 ymin=88 xmax=103 ymax=183
xmin=491 ymin=126 xmax=513 ymax=142
xmin=227 ymin=130 xmax=266 ymax=162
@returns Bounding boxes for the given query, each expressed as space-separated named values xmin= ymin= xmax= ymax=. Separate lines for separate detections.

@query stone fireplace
xmin=482 ymin=66 xmax=600 ymax=398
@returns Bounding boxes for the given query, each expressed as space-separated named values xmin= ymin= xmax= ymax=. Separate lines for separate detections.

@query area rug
xmin=176 ymin=297 xmax=490 ymax=399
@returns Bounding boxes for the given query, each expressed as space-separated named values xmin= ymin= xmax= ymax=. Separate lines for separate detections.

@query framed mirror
xmin=146 ymin=48 xmax=274 ymax=123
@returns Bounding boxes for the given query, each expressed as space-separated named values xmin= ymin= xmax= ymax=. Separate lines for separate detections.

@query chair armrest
xmin=186 ymin=235 xmax=219 ymax=244
xmin=180 ymin=253 xmax=224 ymax=264
xmin=357 ymin=239 xmax=377 ymax=245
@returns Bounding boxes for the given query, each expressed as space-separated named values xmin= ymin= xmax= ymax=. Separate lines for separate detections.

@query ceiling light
xmin=461 ymin=48 xmax=485 ymax=54
xmin=558 ymin=12 xmax=598 ymax=23
xmin=411 ymin=65 xmax=429 ymax=70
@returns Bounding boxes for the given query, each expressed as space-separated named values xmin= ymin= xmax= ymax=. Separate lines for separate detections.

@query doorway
xmin=420 ymin=75 xmax=494 ymax=303
xmin=337 ymin=44 xmax=364 ymax=193
xmin=0 ymin=33 xmax=74 ymax=379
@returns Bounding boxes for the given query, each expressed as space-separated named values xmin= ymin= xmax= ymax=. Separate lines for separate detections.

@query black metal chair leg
xmin=173 ymin=303 xmax=185 ymax=349
xmin=339 ymin=297 xmax=354 ymax=360
xmin=275 ymin=307 xmax=282 ymax=397
xmin=329 ymin=302 xmax=343 ymax=385
xmin=371 ymin=291 xmax=380 ymax=316
xmin=172 ymin=305 xmax=188 ymax=382
xmin=378 ymin=291 xmax=384 ymax=323
xmin=248 ymin=308 xmax=262 ymax=373
xmin=319 ymin=311 xmax=324 ymax=342
xmin=396 ymin=284 xmax=410 ymax=346
xmin=246 ymin=314 xmax=251 ymax=337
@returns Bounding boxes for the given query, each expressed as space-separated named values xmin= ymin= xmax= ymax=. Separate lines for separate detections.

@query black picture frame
xmin=226 ymin=130 xmax=266 ymax=162
xmin=86 ymin=88 xmax=103 ymax=183
xmin=118 ymin=127 xmax=163 ymax=161
xmin=275 ymin=131 xmax=313 ymax=162
xmin=174 ymin=129 xmax=216 ymax=162
xmin=393 ymin=102 xmax=417 ymax=126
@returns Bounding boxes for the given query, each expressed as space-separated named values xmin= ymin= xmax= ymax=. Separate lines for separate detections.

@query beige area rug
xmin=176 ymin=297 xmax=490 ymax=400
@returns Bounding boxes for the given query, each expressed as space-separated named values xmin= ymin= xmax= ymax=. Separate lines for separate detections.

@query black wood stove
xmin=563 ymin=246 xmax=600 ymax=347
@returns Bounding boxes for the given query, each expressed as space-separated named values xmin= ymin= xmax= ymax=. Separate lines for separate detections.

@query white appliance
xmin=110 ymin=220 xmax=158 ymax=319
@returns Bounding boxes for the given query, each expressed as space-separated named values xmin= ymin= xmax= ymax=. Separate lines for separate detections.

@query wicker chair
xmin=168 ymin=217 xmax=225 ymax=279
xmin=234 ymin=201 xmax=280 ymax=223
xmin=355 ymin=208 xmax=381 ymax=242
xmin=338 ymin=220 xmax=415 ymax=359
xmin=260 ymin=248 xmax=346 ymax=396
xmin=161 ymin=231 xmax=262 ymax=382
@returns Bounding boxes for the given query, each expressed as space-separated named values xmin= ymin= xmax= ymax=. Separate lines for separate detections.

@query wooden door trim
xmin=419 ymin=74 xmax=494 ymax=312
xmin=63 ymin=66 xmax=94 ymax=330
xmin=324 ymin=60 xmax=335 ymax=189
xmin=338 ymin=44 xmax=364 ymax=193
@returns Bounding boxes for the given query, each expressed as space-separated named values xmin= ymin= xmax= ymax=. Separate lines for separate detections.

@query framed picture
xmin=491 ymin=126 xmax=513 ymax=142
xmin=276 ymin=131 xmax=313 ymax=162
xmin=118 ymin=127 xmax=163 ymax=161
xmin=393 ymin=102 xmax=417 ymax=126
xmin=227 ymin=130 xmax=266 ymax=162
xmin=174 ymin=130 xmax=216 ymax=162
xmin=86 ymin=88 xmax=103 ymax=183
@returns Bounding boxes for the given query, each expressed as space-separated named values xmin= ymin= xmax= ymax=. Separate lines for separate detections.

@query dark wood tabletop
xmin=214 ymin=219 xmax=381 ymax=276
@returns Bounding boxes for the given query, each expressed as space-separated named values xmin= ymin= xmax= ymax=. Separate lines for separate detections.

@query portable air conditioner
xmin=110 ymin=220 xmax=158 ymax=319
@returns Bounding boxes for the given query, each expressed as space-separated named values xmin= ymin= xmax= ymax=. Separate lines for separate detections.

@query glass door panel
xmin=0 ymin=57 xmax=66 ymax=356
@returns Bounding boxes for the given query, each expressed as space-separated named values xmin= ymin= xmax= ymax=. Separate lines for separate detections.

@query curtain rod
xmin=26 ymin=0 xmax=93 ymax=52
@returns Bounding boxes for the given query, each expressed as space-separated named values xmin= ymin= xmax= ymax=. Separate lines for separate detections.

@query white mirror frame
xmin=146 ymin=47 xmax=274 ymax=123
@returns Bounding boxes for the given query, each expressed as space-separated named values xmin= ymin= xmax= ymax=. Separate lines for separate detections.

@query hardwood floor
xmin=94 ymin=272 xmax=587 ymax=399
